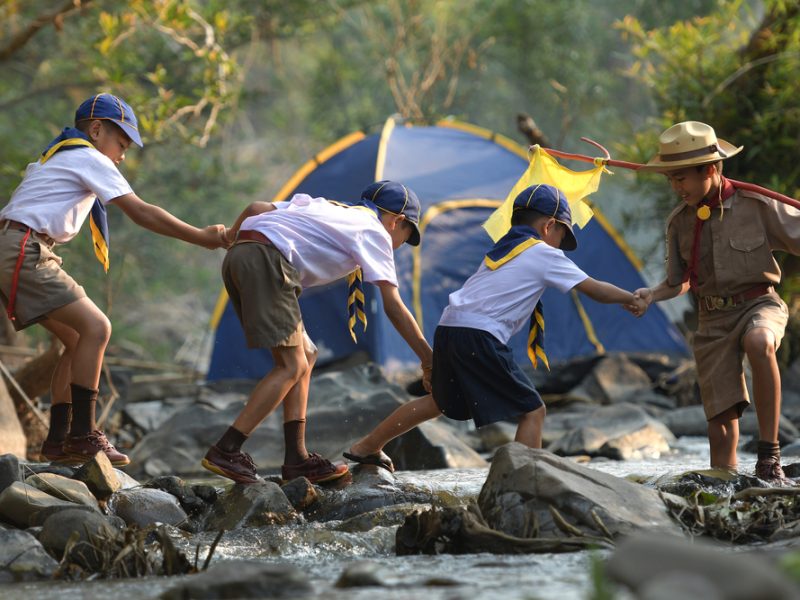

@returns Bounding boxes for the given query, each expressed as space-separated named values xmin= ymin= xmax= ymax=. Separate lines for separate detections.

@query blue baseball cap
xmin=513 ymin=184 xmax=577 ymax=250
xmin=75 ymin=93 xmax=143 ymax=147
xmin=361 ymin=180 xmax=421 ymax=246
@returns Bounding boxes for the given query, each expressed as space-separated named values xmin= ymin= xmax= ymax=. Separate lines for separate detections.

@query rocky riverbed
xmin=1 ymin=355 xmax=799 ymax=598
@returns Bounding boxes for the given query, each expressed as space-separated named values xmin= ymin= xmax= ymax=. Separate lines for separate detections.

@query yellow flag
xmin=483 ymin=145 xmax=609 ymax=242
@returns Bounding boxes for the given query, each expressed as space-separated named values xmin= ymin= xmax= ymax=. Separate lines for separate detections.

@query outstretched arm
xmin=575 ymin=277 xmax=635 ymax=305
xmin=110 ymin=192 xmax=226 ymax=249
xmin=629 ymin=278 xmax=689 ymax=317
xmin=376 ymin=281 xmax=433 ymax=391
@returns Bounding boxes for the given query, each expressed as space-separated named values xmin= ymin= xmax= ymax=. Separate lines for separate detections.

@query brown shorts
xmin=222 ymin=241 xmax=311 ymax=349
xmin=0 ymin=226 xmax=86 ymax=331
xmin=693 ymin=291 xmax=788 ymax=420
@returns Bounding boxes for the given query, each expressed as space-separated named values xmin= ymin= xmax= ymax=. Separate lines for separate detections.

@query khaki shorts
xmin=222 ymin=241 xmax=315 ymax=352
xmin=693 ymin=291 xmax=788 ymax=420
xmin=0 ymin=226 xmax=86 ymax=331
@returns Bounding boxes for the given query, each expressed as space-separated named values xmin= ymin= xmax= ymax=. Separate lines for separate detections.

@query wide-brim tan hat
xmin=639 ymin=121 xmax=743 ymax=173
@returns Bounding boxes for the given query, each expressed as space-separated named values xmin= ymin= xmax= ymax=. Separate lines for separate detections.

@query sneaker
xmin=282 ymin=452 xmax=349 ymax=484
xmin=63 ymin=430 xmax=130 ymax=467
xmin=755 ymin=456 xmax=791 ymax=486
xmin=202 ymin=445 xmax=259 ymax=484
xmin=39 ymin=440 xmax=77 ymax=464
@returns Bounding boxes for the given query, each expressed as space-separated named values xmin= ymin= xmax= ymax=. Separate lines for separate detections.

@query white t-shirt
xmin=439 ymin=241 xmax=588 ymax=344
xmin=240 ymin=194 xmax=398 ymax=289
xmin=0 ymin=147 xmax=133 ymax=243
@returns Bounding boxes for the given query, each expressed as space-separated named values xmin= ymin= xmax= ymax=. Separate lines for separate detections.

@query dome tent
xmin=207 ymin=117 xmax=687 ymax=380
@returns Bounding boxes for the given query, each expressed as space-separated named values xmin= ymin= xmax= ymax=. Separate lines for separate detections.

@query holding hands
xmin=199 ymin=224 xmax=230 ymax=249
xmin=625 ymin=287 xmax=652 ymax=317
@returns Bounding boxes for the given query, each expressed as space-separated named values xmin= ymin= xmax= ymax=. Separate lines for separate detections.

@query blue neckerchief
xmin=484 ymin=225 xmax=549 ymax=370
xmin=40 ymin=128 xmax=110 ymax=272
xmin=324 ymin=198 xmax=380 ymax=342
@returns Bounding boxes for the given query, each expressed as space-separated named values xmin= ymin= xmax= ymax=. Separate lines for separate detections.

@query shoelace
xmin=87 ymin=430 xmax=115 ymax=451
xmin=236 ymin=451 xmax=256 ymax=470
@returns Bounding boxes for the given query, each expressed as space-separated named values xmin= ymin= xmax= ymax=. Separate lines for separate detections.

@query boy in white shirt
xmin=0 ymin=93 xmax=227 ymax=466
xmin=203 ymin=181 xmax=433 ymax=484
xmin=344 ymin=184 xmax=637 ymax=472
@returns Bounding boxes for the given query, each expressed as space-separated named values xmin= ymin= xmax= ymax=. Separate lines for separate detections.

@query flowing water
xmin=2 ymin=437 xmax=725 ymax=600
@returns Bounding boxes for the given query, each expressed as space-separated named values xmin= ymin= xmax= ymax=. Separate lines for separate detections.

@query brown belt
xmin=700 ymin=284 xmax=773 ymax=311
xmin=0 ymin=219 xmax=56 ymax=246
xmin=236 ymin=230 xmax=272 ymax=245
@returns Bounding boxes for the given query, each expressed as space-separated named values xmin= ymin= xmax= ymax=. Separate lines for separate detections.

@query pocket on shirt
xmin=728 ymin=234 xmax=769 ymax=276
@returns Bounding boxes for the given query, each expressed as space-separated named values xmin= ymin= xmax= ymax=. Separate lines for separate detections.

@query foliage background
xmin=2 ymin=0 xmax=797 ymax=367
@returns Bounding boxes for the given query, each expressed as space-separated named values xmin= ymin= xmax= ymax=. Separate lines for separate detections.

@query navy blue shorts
xmin=431 ymin=325 xmax=544 ymax=428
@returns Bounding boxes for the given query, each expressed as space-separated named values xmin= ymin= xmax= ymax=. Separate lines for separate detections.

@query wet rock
xmin=39 ymin=508 xmax=118 ymax=564
xmin=21 ymin=463 xmax=76 ymax=478
xmin=114 ymin=468 xmax=141 ymax=490
xmin=109 ymin=488 xmax=189 ymax=528
xmin=663 ymin=405 xmax=799 ymax=443
xmin=385 ymin=421 xmax=488 ymax=470
xmin=478 ymin=443 xmax=681 ymax=539
xmin=25 ymin=473 xmax=99 ymax=508
xmin=29 ymin=503 xmax=99 ymax=527
xmin=0 ymin=380 xmax=25 ymax=458
xmin=205 ymin=480 xmax=296 ymax=530
xmin=0 ymin=454 xmax=20 ymax=494
xmin=309 ymin=467 xmax=431 ymax=522
xmin=0 ymin=481 xmax=75 ymax=528
xmin=281 ymin=477 xmax=319 ymax=511
xmin=607 ymin=533 xmax=798 ymax=600
xmin=145 ymin=476 xmax=208 ymax=517
xmin=335 ymin=561 xmax=390 ymax=588
xmin=191 ymin=484 xmax=218 ymax=505
xmin=783 ymin=463 xmax=800 ymax=478
xmin=548 ymin=403 xmax=674 ymax=460
xmin=0 ymin=529 xmax=59 ymax=582
xmin=160 ymin=560 xmax=312 ymax=599
xmin=567 ymin=354 xmax=652 ymax=404
xmin=475 ymin=421 xmax=517 ymax=452
xmin=73 ymin=451 xmax=121 ymax=499
xmin=651 ymin=469 xmax=765 ymax=498
xmin=335 ymin=503 xmax=432 ymax=533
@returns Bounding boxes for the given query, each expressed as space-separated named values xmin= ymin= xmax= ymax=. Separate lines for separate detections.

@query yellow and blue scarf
xmin=327 ymin=198 xmax=382 ymax=342
xmin=40 ymin=128 xmax=110 ymax=272
xmin=484 ymin=225 xmax=549 ymax=370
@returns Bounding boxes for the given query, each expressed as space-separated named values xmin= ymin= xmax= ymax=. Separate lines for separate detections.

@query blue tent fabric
xmin=207 ymin=118 xmax=688 ymax=381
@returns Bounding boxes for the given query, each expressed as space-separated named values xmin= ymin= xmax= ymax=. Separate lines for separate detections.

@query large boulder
xmin=204 ymin=480 xmax=296 ymax=530
xmin=385 ymin=421 xmax=487 ymax=470
xmin=567 ymin=354 xmax=653 ymax=404
xmin=39 ymin=508 xmax=118 ymax=563
xmin=478 ymin=443 xmax=682 ymax=539
xmin=108 ymin=488 xmax=189 ymax=528
xmin=607 ymin=533 xmax=798 ymax=600
xmin=0 ymin=481 xmax=75 ymax=528
xmin=548 ymin=403 xmax=675 ymax=459
xmin=0 ymin=529 xmax=59 ymax=582
xmin=0 ymin=379 xmax=25 ymax=458
xmin=25 ymin=473 xmax=99 ymax=509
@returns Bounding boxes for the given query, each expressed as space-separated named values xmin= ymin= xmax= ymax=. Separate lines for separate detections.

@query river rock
xmin=335 ymin=561 xmax=390 ymax=588
xmin=662 ymin=405 xmax=799 ymax=444
xmin=205 ymin=480 xmax=295 ymax=530
xmin=385 ymin=421 xmax=488 ymax=470
xmin=548 ymin=403 xmax=675 ymax=459
xmin=281 ymin=477 xmax=319 ymax=511
xmin=607 ymin=532 xmax=798 ymax=600
xmin=0 ymin=481 xmax=76 ymax=528
xmin=0 ymin=529 xmax=59 ymax=582
xmin=21 ymin=463 xmax=76 ymax=478
xmin=25 ymin=473 xmax=99 ymax=508
xmin=567 ymin=354 xmax=653 ymax=404
xmin=73 ymin=451 xmax=121 ymax=499
xmin=39 ymin=508 xmax=118 ymax=564
xmin=0 ymin=379 xmax=25 ymax=459
xmin=478 ymin=443 xmax=681 ymax=539
xmin=335 ymin=502 xmax=432 ymax=533
xmin=109 ymin=488 xmax=189 ymax=528
xmin=145 ymin=476 xmax=208 ymax=517
xmin=29 ymin=503 xmax=99 ymax=527
xmin=160 ymin=560 xmax=312 ymax=599
xmin=0 ymin=454 xmax=20 ymax=495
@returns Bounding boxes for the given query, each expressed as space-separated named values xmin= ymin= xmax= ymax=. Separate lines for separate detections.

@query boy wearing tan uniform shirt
xmin=632 ymin=121 xmax=800 ymax=484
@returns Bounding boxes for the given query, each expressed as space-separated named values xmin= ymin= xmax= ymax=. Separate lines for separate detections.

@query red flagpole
xmin=538 ymin=139 xmax=800 ymax=211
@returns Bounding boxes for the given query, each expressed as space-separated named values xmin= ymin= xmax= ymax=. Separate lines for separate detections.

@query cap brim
xmin=115 ymin=120 xmax=143 ymax=147
xmin=559 ymin=223 xmax=578 ymax=251
xmin=405 ymin=222 xmax=421 ymax=246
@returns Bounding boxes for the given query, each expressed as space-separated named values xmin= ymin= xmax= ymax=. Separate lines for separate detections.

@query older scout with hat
xmin=0 ymin=93 xmax=227 ymax=467
xmin=202 ymin=180 xmax=432 ymax=484
xmin=632 ymin=121 xmax=800 ymax=484
xmin=344 ymin=183 xmax=636 ymax=472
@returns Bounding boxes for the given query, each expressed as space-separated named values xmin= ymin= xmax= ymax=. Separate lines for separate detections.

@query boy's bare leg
xmin=742 ymin=327 xmax=781 ymax=443
xmin=707 ymin=406 xmax=739 ymax=469
xmin=45 ymin=298 xmax=110 ymax=389
xmin=514 ymin=405 xmax=546 ymax=448
xmin=349 ymin=394 xmax=441 ymax=456
xmin=282 ymin=341 xmax=317 ymax=465
xmin=231 ymin=343 xmax=309 ymax=435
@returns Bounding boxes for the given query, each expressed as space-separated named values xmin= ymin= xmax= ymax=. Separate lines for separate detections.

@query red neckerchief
xmin=684 ymin=176 xmax=736 ymax=291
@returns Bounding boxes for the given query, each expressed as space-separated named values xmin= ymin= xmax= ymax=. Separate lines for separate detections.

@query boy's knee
xmin=85 ymin=314 xmax=112 ymax=345
xmin=743 ymin=327 xmax=776 ymax=360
